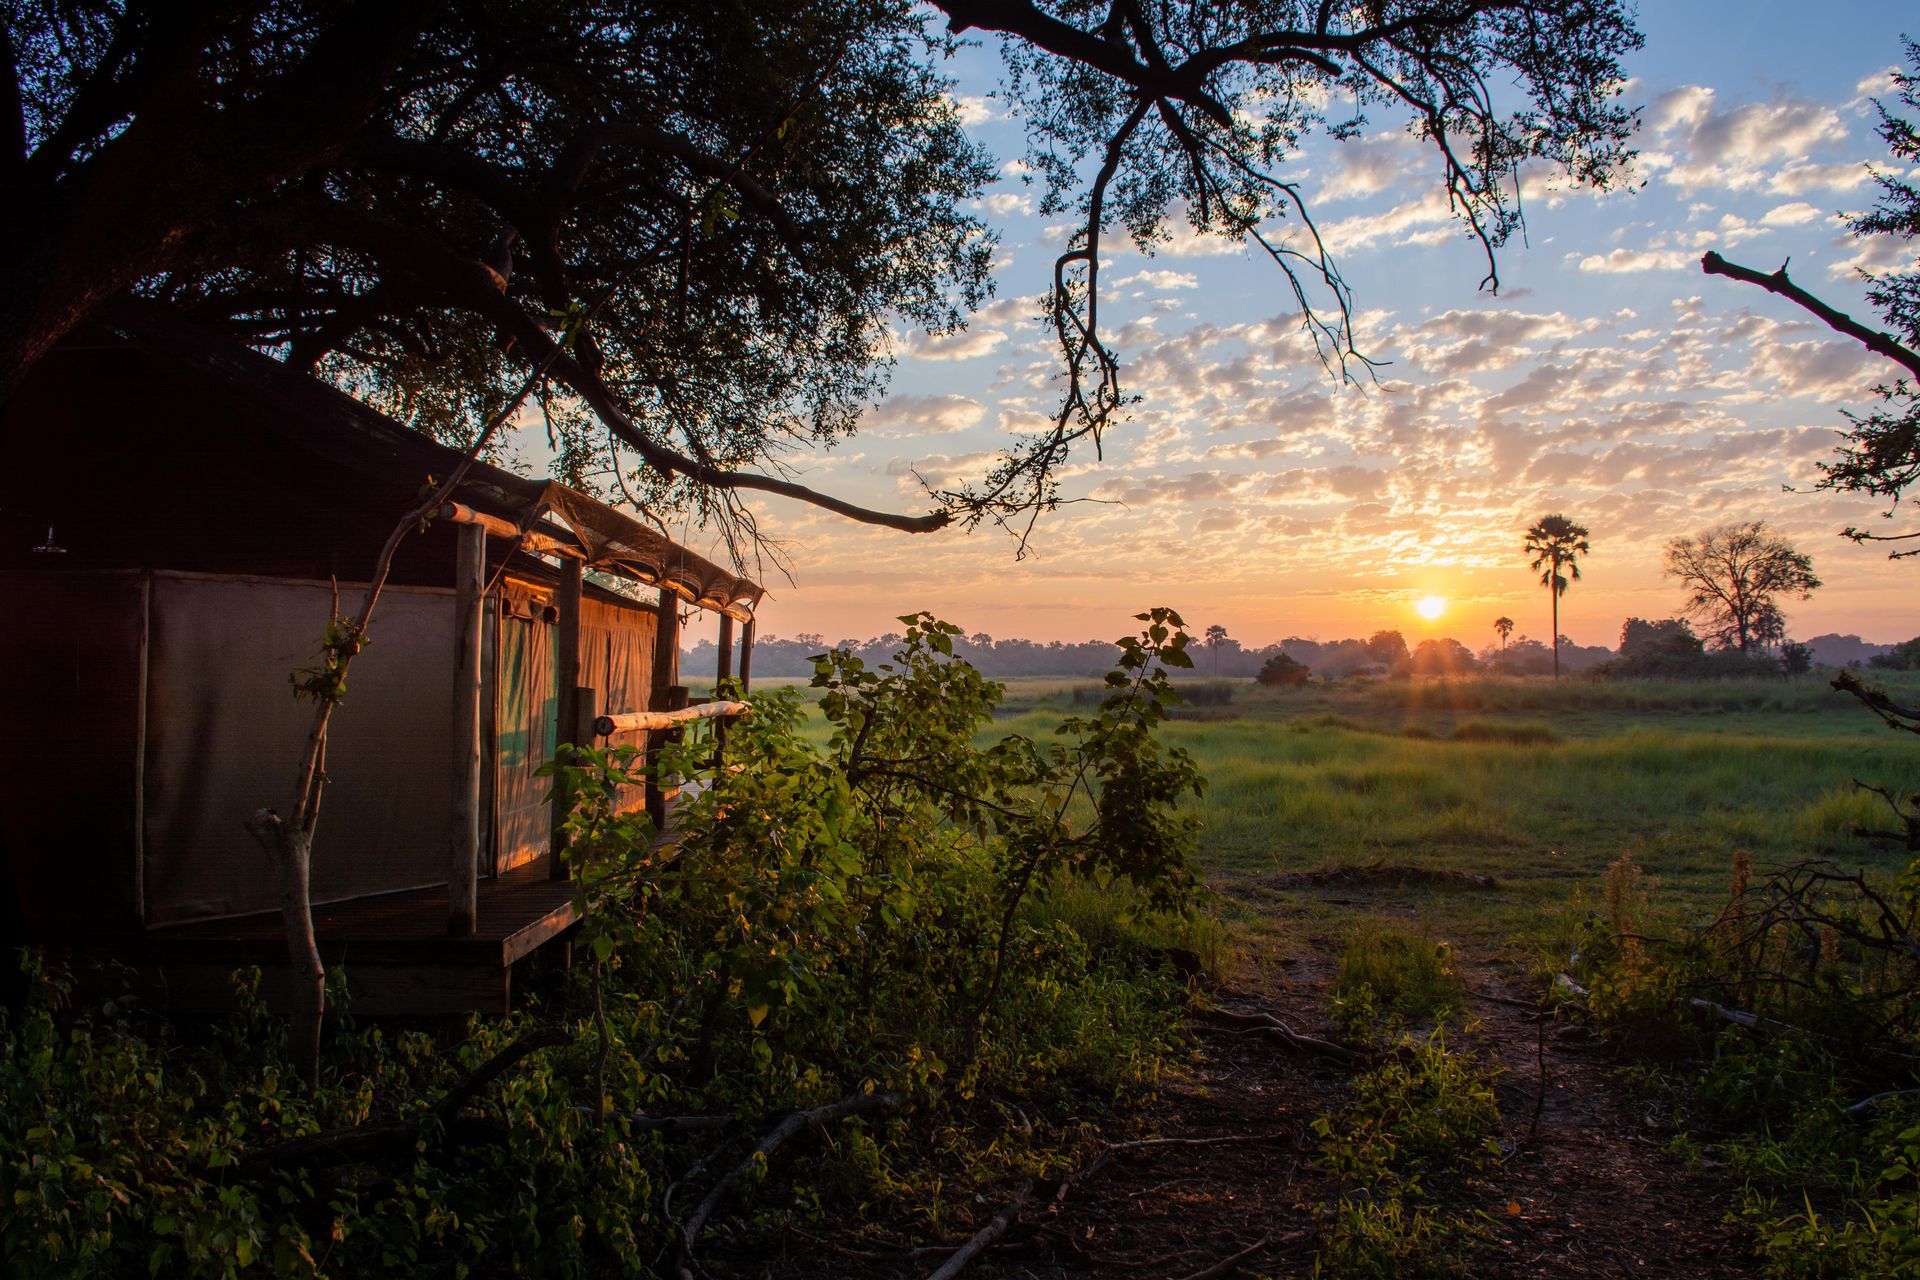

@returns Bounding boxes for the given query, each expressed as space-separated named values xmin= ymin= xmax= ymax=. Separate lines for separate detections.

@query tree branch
xmin=1702 ymin=251 xmax=1920 ymax=382
xmin=312 ymin=202 xmax=951 ymax=533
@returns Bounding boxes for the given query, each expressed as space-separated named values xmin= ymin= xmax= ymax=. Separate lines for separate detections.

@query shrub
xmin=1 ymin=611 xmax=1215 ymax=1277
xmin=1257 ymin=652 xmax=1312 ymax=687
xmin=1871 ymin=637 xmax=1920 ymax=671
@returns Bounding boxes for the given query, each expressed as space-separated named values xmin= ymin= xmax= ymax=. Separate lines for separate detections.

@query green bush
xmin=2 ymin=611 xmax=1215 ymax=1277
xmin=1310 ymin=1033 xmax=1500 ymax=1277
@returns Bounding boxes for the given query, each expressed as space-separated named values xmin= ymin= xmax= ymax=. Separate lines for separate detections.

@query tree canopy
xmin=3 ymin=0 xmax=1643 ymax=561
xmin=1662 ymin=521 xmax=1820 ymax=654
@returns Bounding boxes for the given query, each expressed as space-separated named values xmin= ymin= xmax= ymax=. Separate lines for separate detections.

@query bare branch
xmin=1702 ymin=251 xmax=1920 ymax=382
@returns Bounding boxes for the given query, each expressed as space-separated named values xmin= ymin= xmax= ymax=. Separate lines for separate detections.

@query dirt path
xmin=989 ymin=949 xmax=1760 ymax=1280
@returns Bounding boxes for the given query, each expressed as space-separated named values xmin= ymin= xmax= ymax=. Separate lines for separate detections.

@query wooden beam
xmin=596 ymin=701 xmax=751 ymax=735
xmin=449 ymin=521 xmax=484 ymax=936
xmin=550 ymin=559 xmax=584 ymax=881
xmin=738 ymin=619 xmax=755 ymax=694
xmin=438 ymin=503 xmax=581 ymax=560
xmin=715 ymin=612 xmax=734 ymax=686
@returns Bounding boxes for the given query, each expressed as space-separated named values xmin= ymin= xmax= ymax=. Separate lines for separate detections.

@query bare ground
xmin=724 ymin=918 xmax=1760 ymax=1280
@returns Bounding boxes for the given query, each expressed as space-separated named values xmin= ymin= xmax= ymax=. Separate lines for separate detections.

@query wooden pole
xmin=449 ymin=522 xmax=484 ymax=935
xmin=715 ymin=612 xmax=734 ymax=687
xmin=738 ymin=618 xmax=755 ymax=694
xmin=651 ymin=590 xmax=680 ymax=709
xmin=551 ymin=559 xmax=584 ymax=880
xmin=645 ymin=591 xmax=680 ymax=832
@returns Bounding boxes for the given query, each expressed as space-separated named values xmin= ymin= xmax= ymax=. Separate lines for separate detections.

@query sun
xmin=1415 ymin=595 xmax=1448 ymax=621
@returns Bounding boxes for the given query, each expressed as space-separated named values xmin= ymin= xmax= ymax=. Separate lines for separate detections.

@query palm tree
xmin=1494 ymin=616 xmax=1514 ymax=651
xmin=1205 ymin=624 xmax=1228 ymax=674
xmin=1523 ymin=514 xmax=1590 ymax=678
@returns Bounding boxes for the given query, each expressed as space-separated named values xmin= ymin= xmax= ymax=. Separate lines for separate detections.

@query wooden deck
xmin=92 ymin=864 xmax=579 ymax=1017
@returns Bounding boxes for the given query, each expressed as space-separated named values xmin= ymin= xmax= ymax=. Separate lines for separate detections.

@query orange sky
xmin=581 ymin=4 xmax=1920 ymax=655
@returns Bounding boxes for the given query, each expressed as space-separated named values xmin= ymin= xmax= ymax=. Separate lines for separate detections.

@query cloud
xmin=1095 ymin=470 xmax=1248 ymax=506
xmin=952 ymin=95 xmax=997 ymax=126
xmin=862 ymin=394 xmax=987 ymax=436
xmin=1651 ymin=86 xmax=1852 ymax=193
xmin=1772 ymin=160 xmax=1872 ymax=194
xmin=975 ymin=192 xmax=1033 ymax=217
xmin=1575 ymin=248 xmax=1694 ymax=274
xmin=1760 ymin=201 xmax=1823 ymax=227
xmin=1316 ymin=130 xmax=1426 ymax=203
xmin=1323 ymin=190 xmax=1454 ymax=252
xmin=885 ymin=450 xmax=998 ymax=494
xmin=1111 ymin=269 xmax=1200 ymax=291
xmin=1394 ymin=308 xmax=1592 ymax=374
xmin=906 ymin=327 xmax=1008 ymax=360
xmin=1825 ymin=229 xmax=1912 ymax=278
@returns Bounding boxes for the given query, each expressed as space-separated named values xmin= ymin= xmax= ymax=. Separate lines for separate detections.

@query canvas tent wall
xmin=0 ymin=304 xmax=750 ymax=957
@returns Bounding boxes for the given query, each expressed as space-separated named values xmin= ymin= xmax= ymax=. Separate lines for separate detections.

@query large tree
xmin=1523 ymin=512 xmax=1588 ymax=678
xmin=1662 ymin=521 xmax=1820 ymax=654
xmin=1703 ymin=39 xmax=1919 ymax=556
xmin=3 ymin=0 xmax=1642 ymax=556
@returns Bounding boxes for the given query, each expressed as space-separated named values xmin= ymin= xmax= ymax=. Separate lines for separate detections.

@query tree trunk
xmin=1551 ymin=582 xmax=1561 ymax=679
xmin=279 ymin=828 xmax=325 ymax=1085
xmin=246 ymin=810 xmax=326 ymax=1089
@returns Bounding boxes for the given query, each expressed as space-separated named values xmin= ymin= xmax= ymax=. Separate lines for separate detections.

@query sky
xmin=673 ymin=3 xmax=1920 ymax=650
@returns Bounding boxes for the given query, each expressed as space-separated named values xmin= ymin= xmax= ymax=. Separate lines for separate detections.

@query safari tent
xmin=0 ymin=303 xmax=761 ymax=1013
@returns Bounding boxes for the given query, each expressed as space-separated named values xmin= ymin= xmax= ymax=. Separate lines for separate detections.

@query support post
xmin=550 ymin=685 xmax=596 ymax=881
xmin=550 ymin=559 xmax=584 ymax=880
xmin=449 ymin=522 xmax=484 ymax=936
xmin=715 ymin=612 xmax=734 ymax=687
xmin=646 ymin=591 xmax=680 ymax=832
xmin=647 ymin=685 xmax=691 ymax=831
xmin=738 ymin=618 xmax=755 ymax=694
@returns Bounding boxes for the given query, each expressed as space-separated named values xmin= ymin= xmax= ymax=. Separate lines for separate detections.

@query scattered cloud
xmin=1574 ymin=248 xmax=1694 ymax=274
xmin=862 ymin=394 xmax=987 ymax=437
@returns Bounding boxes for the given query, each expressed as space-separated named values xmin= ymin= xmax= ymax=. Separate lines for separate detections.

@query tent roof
xmin=82 ymin=304 xmax=762 ymax=620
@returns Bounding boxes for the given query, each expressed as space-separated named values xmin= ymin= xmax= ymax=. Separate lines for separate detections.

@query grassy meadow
xmin=703 ymin=669 xmax=1920 ymax=956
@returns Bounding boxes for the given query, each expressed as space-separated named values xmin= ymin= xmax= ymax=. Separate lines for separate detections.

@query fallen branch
xmin=1172 ymin=1230 xmax=1310 ymax=1280
xmin=1200 ymin=1007 xmax=1362 ymax=1063
xmin=237 ymin=1027 xmax=570 ymax=1176
xmin=1469 ymin=987 xmax=1541 ymax=1011
xmin=572 ymin=1108 xmax=734 ymax=1134
xmin=1844 ymin=1087 xmax=1920 ymax=1120
xmin=1687 ymin=997 xmax=1764 ymax=1031
xmin=674 ymin=1088 xmax=908 ymax=1278
xmin=1106 ymin=1130 xmax=1291 ymax=1154
xmin=923 ymin=1180 xmax=1034 ymax=1280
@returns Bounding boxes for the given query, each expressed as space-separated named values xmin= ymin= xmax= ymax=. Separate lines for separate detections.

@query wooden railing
xmin=593 ymin=700 xmax=750 ymax=737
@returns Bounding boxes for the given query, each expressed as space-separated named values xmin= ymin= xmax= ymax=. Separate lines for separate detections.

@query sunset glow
xmin=1415 ymin=596 xmax=1449 ymax=622
xmin=651 ymin=1 xmax=1918 ymax=652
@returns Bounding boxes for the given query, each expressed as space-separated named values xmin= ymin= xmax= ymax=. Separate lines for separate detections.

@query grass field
xmin=700 ymin=670 xmax=1920 ymax=955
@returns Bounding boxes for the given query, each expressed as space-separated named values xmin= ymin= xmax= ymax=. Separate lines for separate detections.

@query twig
xmin=923 ymin=1181 xmax=1034 ymax=1280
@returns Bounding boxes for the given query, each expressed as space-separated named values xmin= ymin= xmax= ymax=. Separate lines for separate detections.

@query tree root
xmin=1199 ymin=1006 xmax=1363 ymax=1063
xmin=673 ymin=1088 xmax=908 ymax=1279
